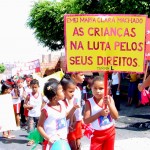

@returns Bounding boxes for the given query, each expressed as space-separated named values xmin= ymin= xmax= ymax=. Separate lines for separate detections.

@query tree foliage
xmin=0 ymin=64 xmax=5 ymax=73
xmin=27 ymin=0 xmax=150 ymax=50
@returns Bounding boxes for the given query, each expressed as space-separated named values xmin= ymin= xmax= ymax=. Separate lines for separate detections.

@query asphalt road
xmin=1 ymin=101 xmax=150 ymax=150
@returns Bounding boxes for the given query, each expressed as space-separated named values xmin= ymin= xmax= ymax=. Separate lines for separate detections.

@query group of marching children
xmin=37 ymin=72 xmax=85 ymax=150
xmin=37 ymin=72 xmax=118 ymax=150
xmin=1 ymin=74 xmax=51 ymax=146
xmin=1 ymin=72 xmax=119 ymax=150
xmin=0 ymin=75 xmax=34 ymax=139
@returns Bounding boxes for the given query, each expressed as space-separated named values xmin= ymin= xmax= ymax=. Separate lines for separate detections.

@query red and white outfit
xmin=11 ymin=89 xmax=21 ymax=114
xmin=24 ymin=86 xmax=32 ymax=117
xmin=67 ymin=87 xmax=83 ymax=142
xmin=87 ymin=97 xmax=115 ymax=150
xmin=42 ymin=101 xmax=68 ymax=150
xmin=28 ymin=92 xmax=43 ymax=118
xmin=24 ymin=86 xmax=32 ymax=95
xmin=18 ymin=87 xmax=25 ymax=101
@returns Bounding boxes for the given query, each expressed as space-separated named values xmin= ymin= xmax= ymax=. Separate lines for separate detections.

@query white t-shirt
xmin=18 ymin=87 xmax=25 ymax=101
xmin=62 ymin=98 xmax=76 ymax=127
xmin=88 ymin=97 xmax=114 ymax=131
xmin=73 ymin=87 xmax=83 ymax=121
xmin=43 ymin=96 xmax=49 ymax=103
xmin=11 ymin=89 xmax=21 ymax=104
xmin=112 ymin=73 xmax=119 ymax=85
xmin=42 ymin=101 xmax=68 ymax=150
xmin=24 ymin=86 xmax=32 ymax=95
xmin=28 ymin=92 xmax=43 ymax=117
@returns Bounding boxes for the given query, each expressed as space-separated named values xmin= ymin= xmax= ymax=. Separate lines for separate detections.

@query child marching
xmin=24 ymin=79 xmax=43 ymax=146
xmin=1 ymin=81 xmax=16 ymax=139
xmin=66 ymin=72 xmax=85 ymax=150
xmin=84 ymin=76 xmax=118 ymax=150
xmin=60 ymin=74 xmax=77 ymax=149
xmin=37 ymin=78 xmax=79 ymax=150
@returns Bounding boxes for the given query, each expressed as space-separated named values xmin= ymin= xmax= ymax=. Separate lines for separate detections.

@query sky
xmin=0 ymin=0 xmax=48 ymax=63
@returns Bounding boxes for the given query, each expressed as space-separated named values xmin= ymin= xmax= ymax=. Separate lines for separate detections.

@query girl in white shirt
xmin=37 ymin=78 xmax=79 ymax=150
xmin=11 ymin=84 xmax=21 ymax=129
xmin=67 ymin=72 xmax=85 ymax=150
xmin=84 ymin=76 xmax=118 ymax=150
xmin=60 ymin=74 xmax=77 ymax=149
xmin=1 ymin=82 xmax=16 ymax=139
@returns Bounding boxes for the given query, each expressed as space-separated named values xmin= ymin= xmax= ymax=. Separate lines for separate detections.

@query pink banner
xmin=12 ymin=59 xmax=41 ymax=76
xmin=145 ymin=18 xmax=150 ymax=60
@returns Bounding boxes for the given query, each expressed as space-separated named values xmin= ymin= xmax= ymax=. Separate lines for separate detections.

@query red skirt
xmin=67 ymin=121 xmax=82 ymax=142
xmin=90 ymin=125 xmax=115 ymax=150
xmin=43 ymin=140 xmax=53 ymax=150
xmin=13 ymin=103 xmax=21 ymax=114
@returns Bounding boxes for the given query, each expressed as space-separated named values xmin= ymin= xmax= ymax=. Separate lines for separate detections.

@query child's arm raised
xmin=84 ymin=101 xmax=109 ymax=124
xmin=103 ymin=95 xmax=119 ymax=120
xmin=66 ymin=104 xmax=79 ymax=120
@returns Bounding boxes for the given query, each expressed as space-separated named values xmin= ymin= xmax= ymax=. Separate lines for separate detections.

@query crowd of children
xmin=0 ymin=72 xmax=119 ymax=150
xmin=0 ymin=76 xmax=30 ymax=138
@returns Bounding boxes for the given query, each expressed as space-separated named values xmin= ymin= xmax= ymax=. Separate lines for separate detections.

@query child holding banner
xmin=37 ymin=78 xmax=79 ymax=150
xmin=1 ymin=82 xmax=16 ymax=139
xmin=84 ymin=76 xmax=118 ymax=150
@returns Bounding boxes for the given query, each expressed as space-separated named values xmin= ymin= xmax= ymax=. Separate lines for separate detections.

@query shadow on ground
xmin=0 ymin=137 xmax=28 ymax=144
xmin=128 ymin=115 xmax=150 ymax=119
xmin=116 ymin=120 xmax=150 ymax=131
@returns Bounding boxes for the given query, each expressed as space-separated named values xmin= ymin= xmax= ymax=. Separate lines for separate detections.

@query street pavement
xmin=1 ymin=100 xmax=150 ymax=150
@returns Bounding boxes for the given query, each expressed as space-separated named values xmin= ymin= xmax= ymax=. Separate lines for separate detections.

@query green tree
xmin=27 ymin=1 xmax=64 ymax=50
xmin=0 ymin=64 xmax=5 ymax=73
xmin=27 ymin=0 xmax=150 ymax=50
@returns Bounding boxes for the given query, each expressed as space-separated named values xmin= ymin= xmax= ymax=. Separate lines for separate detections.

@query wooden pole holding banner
xmin=104 ymin=71 xmax=108 ymax=109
